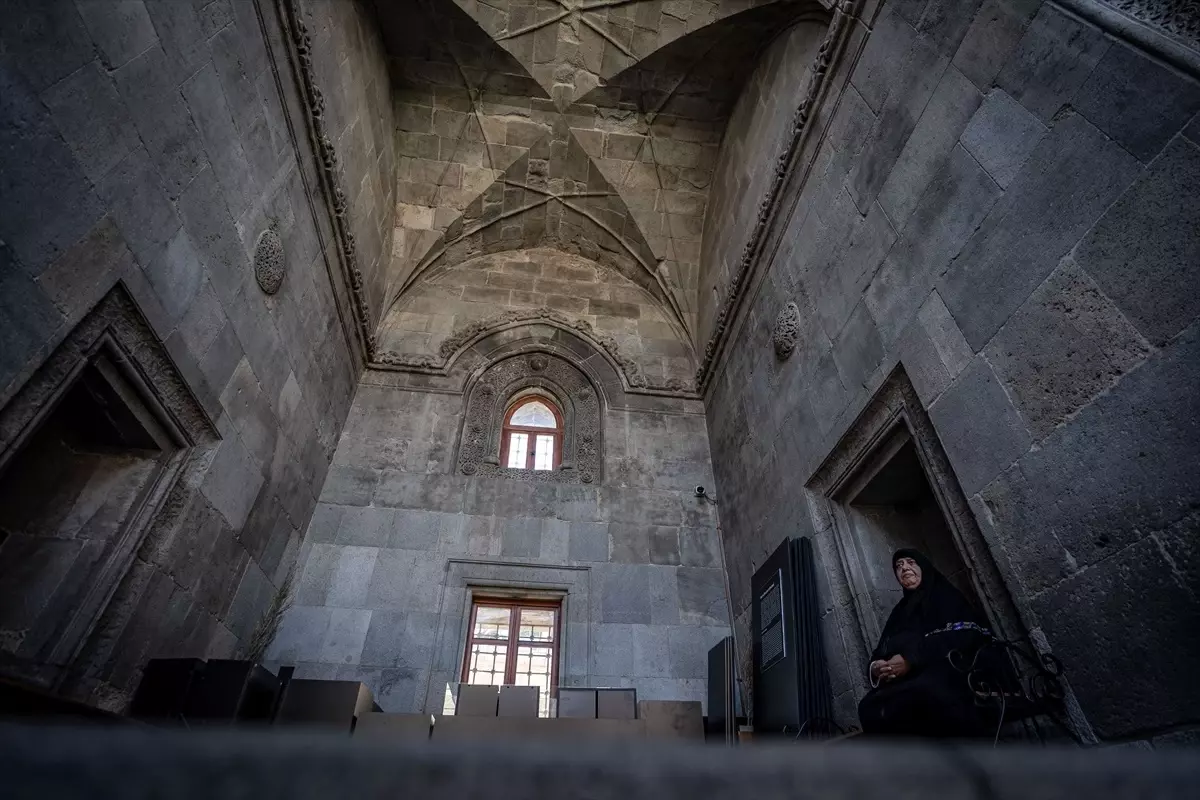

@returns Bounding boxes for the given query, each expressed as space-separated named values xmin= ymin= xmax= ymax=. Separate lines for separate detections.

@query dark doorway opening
xmin=837 ymin=427 xmax=980 ymax=627
xmin=0 ymin=351 xmax=176 ymax=680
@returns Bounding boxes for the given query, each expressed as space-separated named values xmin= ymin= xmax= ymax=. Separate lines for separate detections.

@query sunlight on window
xmin=533 ymin=435 xmax=555 ymax=470
xmin=510 ymin=400 xmax=556 ymax=427
xmin=506 ymin=432 xmax=528 ymax=468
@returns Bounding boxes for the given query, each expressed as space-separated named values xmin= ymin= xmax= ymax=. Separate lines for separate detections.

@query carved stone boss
xmin=773 ymin=301 xmax=801 ymax=359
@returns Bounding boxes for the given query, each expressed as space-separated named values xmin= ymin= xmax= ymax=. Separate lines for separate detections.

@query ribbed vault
xmin=374 ymin=0 xmax=830 ymax=379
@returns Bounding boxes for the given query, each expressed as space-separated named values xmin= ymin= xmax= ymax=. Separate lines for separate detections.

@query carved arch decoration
xmin=377 ymin=307 xmax=695 ymax=394
xmin=456 ymin=352 xmax=602 ymax=484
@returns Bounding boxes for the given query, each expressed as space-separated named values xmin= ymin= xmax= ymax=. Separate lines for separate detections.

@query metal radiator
xmin=750 ymin=537 xmax=833 ymax=738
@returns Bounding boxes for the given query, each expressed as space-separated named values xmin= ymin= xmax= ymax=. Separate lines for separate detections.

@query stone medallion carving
xmin=457 ymin=352 xmax=601 ymax=485
xmin=253 ymin=229 xmax=285 ymax=295
xmin=772 ymin=301 xmax=801 ymax=359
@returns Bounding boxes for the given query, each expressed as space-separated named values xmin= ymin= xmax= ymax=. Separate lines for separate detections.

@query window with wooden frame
xmin=500 ymin=396 xmax=562 ymax=471
xmin=462 ymin=599 xmax=561 ymax=717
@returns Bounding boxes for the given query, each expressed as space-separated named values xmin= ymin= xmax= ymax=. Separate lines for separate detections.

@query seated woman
xmin=858 ymin=549 xmax=990 ymax=738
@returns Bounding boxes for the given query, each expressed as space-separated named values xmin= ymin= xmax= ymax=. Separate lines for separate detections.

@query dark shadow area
xmin=0 ymin=359 xmax=168 ymax=674
xmin=843 ymin=435 xmax=978 ymax=620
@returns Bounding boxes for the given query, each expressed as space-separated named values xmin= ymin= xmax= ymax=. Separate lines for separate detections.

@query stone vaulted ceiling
xmin=373 ymin=0 xmax=828 ymax=360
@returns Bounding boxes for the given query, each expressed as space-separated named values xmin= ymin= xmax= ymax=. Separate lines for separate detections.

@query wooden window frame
xmin=500 ymin=396 xmax=563 ymax=471
xmin=461 ymin=598 xmax=562 ymax=697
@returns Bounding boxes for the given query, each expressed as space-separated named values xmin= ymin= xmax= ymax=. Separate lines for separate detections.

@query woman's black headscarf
xmin=890 ymin=548 xmax=941 ymax=624
xmin=871 ymin=548 xmax=984 ymax=668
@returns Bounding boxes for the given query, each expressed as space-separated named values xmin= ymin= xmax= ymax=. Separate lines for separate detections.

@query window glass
xmin=510 ymin=400 xmax=556 ymax=427
xmin=506 ymin=432 xmax=528 ymax=469
xmin=519 ymin=608 xmax=556 ymax=641
xmin=463 ymin=601 xmax=561 ymax=718
xmin=467 ymin=642 xmax=508 ymax=685
xmin=533 ymin=435 xmax=555 ymax=471
xmin=473 ymin=606 xmax=511 ymax=639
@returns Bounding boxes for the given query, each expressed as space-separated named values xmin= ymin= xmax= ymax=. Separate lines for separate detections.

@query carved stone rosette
xmin=254 ymin=229 xmax=286 ymax=295
xmin=772 ymin=301 xmax=801 ymax=359
xmin=456 ymin=353 xmax=602 ymax=485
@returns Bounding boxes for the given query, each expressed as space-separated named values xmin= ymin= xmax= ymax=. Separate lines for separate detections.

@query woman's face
xmin=894 ymin=556 xmax=922 ymax=590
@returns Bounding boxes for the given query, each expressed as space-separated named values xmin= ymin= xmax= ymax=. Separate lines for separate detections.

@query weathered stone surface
xmin=569 ymin=521 xmax=609 ymax=562
xmin=832 ymin=302 xmax=884 ymax=392
xmin=851 ymin=6 xmax=921 ymax=114
xmin=984 ymin=257 xmax=1151 ymax=441
xmin=500 ymin=517 xmax=542 ymax=558
xmin=996 ymin=4 xmax=1111 ymax=123
xmin=0 ymin=0 xmax=370 ymax=710
xmin=939 ymin=112 xmax=1141 ymax=350
xmin=1031 ymin=535 xmax=1200 ymax=740
xmin=200 ymin=433 xmax=266 ymax=531
xmin=112 ymin=45 xmax=210 ymax=199
xmin=667 ymin=625 xmax=724 ymax=679
xmin=847 ymin=32 xmax=950 ymax=213
xmin=813 ymin=202 xmax=898 ymax=341
xmin=959 ymin=89 xmax=1046 ymax=188
xmin=1073 ymin=137 xmax=1200 ymax=346
xmin=610 ymin=523 xmax=650 ymax=564
xmin=631 ymin=623 xmax=672 ymax=678
xmin=915 ymin=1 xmax=985 ymax=56
xmin=390 ymin=509 xmax=443 ymax=551
xmin=952 ymin=0 xmax=1041 ymax=90
xmin=336 ymin=508 xmax=395 ymax=549
xmin=877 ymin=65 xmax=982 ymax=229
xmin=676 ymin=568 xmax=728 ymax=626
xmin=0 ymin=63 xmax=106 ymax=273
xmin=180 ymin=62 xmax=256 ymax=216
xmin=898 ymin=291 xmax=973 ymax=405
xmin=1073 ymin=41 xmax=1200 ymax=163
xmin=929 ymin=358 xmax=1031 ymax=496
xmin=0 ymin=253 xmax=64 ymax=396
xmin=592 ymin=623 xmax=633 ymax=677
xmin=225 ymin=559 xmax=275 ymax=642
xmin=867 ymin=144 xmax=1001 ymax=345
xmin=144 ymin=228 xmax=204 ymax=324
xmin=0 ymin=1 xmax=95 ymax=93
xmin=599 ymin=564 xmax=652 ymax=625
xmin=42 ymin=60 xmax=139 ymax=184
xmin=75 ymin=0 xmax=158 ymax=71
xmin=321 ymin=607 xmax=372 ymax=665
xmin=978 ymin=322 xmax=1200 ymax=596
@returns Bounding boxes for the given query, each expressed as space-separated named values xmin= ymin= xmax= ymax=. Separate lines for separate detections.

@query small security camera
xmin=694 ymin=485 xmax=707 ymax=497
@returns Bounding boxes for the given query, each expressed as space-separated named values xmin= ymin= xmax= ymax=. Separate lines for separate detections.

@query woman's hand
xmin=870 ymin=659 xmax=887 ymax=681
xmin=882 ymin=655 xmax=910 ymax=681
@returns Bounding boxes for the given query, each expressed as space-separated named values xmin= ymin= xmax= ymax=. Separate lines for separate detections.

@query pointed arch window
xmin=501 ymin=396 xmax=562 ymax=471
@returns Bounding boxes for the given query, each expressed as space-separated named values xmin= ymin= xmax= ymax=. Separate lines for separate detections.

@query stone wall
xmin=301 ymin=0 xmax=395 ymax=327
xmin=380 ymin=248 xmax=694 ymax=387
xmin=698 ymin=18 xmax=826 ymax=347
xmin=267 ymin=338 xmax=729 ymax=713
xmin=0 ymin=0 xmax=366 ymax=707
xmin=704 ymin=0 xmax=1200 ymax=741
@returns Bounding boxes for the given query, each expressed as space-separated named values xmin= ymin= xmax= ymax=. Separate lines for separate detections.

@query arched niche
xmin=455 ymin=351 xmax=602 ymax=485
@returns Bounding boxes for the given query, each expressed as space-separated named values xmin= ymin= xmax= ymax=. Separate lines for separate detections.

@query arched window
xmin=501 ymin=396 xmax=562 ymax=471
